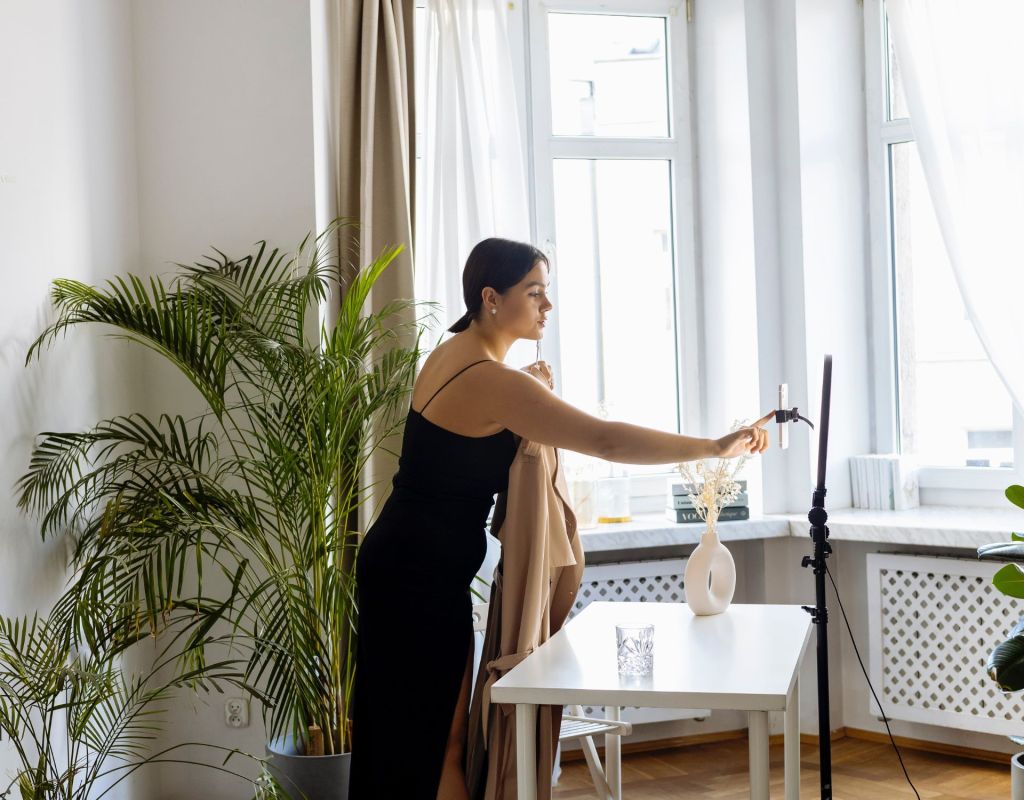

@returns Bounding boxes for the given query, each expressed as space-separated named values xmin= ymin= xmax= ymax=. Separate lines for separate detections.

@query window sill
xmin=577 ymin=512 xmax=790 ymax=554
xmin=791 ymin=505 xmax=1023 ymax=550
xmin=577 ymin=505 xmax=1022 ymax=555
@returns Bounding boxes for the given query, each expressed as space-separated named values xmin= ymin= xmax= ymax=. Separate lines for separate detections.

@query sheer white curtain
xmin=419 ymin=0 xmax=531 ymax=338
xmin=887 ymin=0 xmax=1024 ymax=418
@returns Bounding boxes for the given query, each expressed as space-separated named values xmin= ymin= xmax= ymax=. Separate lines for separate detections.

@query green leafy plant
xmin=16 ymin=220 xmax=435 ymax=756
xmin=0 ymin=612 xmax=282 ymax=800
xmin=978 ymin=484 xmax=1024 ymax=744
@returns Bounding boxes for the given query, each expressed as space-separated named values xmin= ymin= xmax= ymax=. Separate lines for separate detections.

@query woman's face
xmin=497 ymin=260 xmax=552 ymax=340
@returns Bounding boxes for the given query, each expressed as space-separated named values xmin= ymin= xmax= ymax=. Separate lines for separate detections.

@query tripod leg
xmin=815 ymin=550 xmax=833 ymax=799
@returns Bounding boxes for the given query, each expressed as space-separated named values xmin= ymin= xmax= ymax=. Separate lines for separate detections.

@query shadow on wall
xmin=0 ymin=301 xmax=147 ymax=619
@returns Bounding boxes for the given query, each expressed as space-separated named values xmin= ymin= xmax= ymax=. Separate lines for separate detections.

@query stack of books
xmin=665 ymin=480 xmax=749 ymax=524
xmin=849 ymin=454 xmax=919 ymax=510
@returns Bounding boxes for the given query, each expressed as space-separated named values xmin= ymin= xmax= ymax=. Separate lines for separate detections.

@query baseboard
xmin=561 ymin=724 xmax=1013 ymax=767
xmin=768 ymin=727 xmax=848 ymax=747
xmin=844 ymin=727 xmax=1013 ymax=766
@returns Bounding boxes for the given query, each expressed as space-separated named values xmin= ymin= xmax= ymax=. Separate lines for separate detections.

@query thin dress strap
xmin=419 ymin=359 xmax=494 ymax=413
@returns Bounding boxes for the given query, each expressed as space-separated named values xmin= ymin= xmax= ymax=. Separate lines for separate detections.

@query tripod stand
xmin=776 ymin=354 xmax=833 ymax=799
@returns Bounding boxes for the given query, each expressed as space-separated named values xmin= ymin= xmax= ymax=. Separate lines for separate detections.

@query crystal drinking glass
xmin=615 ymin=623 xmax=654 ymax=675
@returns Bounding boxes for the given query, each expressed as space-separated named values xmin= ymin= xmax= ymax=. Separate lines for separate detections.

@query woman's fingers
xmin=745 ymin=425 xmax=769 ymax=453
xmin=718 ymin=419 xmax=772 ymax=458
xmin=742 ymin=412 xmax=774 ymax=453
xmin=524 ymin=360 xmax=554 ymax=389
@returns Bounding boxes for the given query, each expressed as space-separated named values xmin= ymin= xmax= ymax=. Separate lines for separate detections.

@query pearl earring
xmin=491 ymin=308 xmax=496 ymax=315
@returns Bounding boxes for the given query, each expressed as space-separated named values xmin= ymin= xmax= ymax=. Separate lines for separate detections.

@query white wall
xmin=746 ymin=0 xmax=812 ymax=517
xmin=746 ymin=0 xmax=872 ymax=517
xmin=693 ymin=0 xmax=761 ymax=456
xmin=793 ymin=0 xmax=872 ymax=512
xmin=691 ymin=0 xmax=768 ymax=522
xmin=128 ymin=2 xmax=316 ymax=797
xmin=0 ymin=0 xmax=142 ymax=611
xmin=0 ymin=1 xmax=143 ymax=796
xmin=1 ymin=1 xmax=315 ymax=797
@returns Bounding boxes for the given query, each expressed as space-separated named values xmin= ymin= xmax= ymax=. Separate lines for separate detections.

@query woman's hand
xmin=521 ymin=360 xmax=554 ymax=389
xmin=714 ymin=411 xmax=775 ymax=458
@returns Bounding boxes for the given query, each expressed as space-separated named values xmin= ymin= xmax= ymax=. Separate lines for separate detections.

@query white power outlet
xmin=225 ymin=697 xmax=249 ymax=728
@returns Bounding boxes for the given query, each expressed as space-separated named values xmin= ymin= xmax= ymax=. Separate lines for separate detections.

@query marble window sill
xmin=577 ymin=505 xmax=1023 ymax=554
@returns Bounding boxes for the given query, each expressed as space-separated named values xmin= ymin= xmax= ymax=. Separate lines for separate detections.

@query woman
xmin=349 ymin=238 xmax=773 ymax=799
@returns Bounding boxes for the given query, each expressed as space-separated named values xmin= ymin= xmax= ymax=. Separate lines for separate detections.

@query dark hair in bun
xmin=447 ymin=238 xmax=549 ymax=333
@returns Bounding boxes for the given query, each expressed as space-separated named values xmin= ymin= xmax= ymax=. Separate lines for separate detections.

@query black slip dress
xmin=349 ymin=359 xmax=519 ymax=799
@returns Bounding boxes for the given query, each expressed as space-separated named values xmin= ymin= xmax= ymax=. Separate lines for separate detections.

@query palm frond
xmin=27 ymin=277 xmax=230 ymax=415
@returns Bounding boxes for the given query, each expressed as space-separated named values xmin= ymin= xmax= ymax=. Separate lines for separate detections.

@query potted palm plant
xmin=17 ymin=220 xmax=433 ymax=799
xmin=0 ymin=610 xmax=284 ymax=799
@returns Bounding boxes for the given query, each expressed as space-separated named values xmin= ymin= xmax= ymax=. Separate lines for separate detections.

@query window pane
xmin=552 ymin=159 xmax=677 ymax=476
xmin=547 ymin=13 xmax=669 ymax=138
xmin=890 ymin=141 xmax=1014 ymax=468
xmin=885 ymin=11 xmax=909 ymax=120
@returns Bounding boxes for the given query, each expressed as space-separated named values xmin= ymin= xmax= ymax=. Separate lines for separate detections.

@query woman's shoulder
xmin=420 ymin=335 xmax=506 ymax=376
xmin=411 ymin=336 xmax=506 ymax=407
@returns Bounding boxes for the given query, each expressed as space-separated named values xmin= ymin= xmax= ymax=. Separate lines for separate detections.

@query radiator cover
xmin=866 ymin=552 xmax=1024 ymax=737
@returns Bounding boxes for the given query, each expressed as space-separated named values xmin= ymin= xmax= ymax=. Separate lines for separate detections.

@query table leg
xmin=748 ymin=710 xmax=769 ymax=800
xmin=515 ymin=704 xmax=537 ymax=800
xmin=605 ymin=705 xmax=622 ymax=800
xmin=785 ymin=676 xmax=800 ymax=800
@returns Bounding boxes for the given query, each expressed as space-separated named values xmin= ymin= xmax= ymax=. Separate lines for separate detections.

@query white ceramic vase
xmin=683 ymin=527 xmax=736 ymax=616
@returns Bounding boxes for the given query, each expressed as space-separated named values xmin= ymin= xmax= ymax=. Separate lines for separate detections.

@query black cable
xmin=824 ymin=561 xmax=921 ymax=800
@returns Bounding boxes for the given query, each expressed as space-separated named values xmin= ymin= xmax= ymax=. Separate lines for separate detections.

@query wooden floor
xmin=552 ymin=735 xmax=1010 ymax=799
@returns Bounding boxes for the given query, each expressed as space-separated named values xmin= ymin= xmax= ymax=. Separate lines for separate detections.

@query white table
xmin=489 ymin=602 xmax=813 ymax=800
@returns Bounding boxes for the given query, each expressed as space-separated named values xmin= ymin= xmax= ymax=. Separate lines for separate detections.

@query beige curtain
xmin=312 ymin=0 xmax=417 ymax=535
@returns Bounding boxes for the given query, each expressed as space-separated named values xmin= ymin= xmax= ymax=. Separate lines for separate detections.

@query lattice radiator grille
xmin=569 ymin=563 xmax=687 ymax=609
xmin=567 ymin=558 xmax=708 ymax=725
xmin=867 ymin=553 xmax=1024 ymax=736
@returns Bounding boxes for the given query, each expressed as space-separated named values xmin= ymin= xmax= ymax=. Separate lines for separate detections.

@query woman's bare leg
xmin=435 ymin=634 xmax=474 ymax=800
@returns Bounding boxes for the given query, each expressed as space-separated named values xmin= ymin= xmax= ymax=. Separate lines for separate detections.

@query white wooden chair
xmin=472 ymin=602 xmax=631 ymax=800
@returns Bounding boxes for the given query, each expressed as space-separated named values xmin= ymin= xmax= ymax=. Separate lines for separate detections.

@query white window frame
xmin=863 ymin=0 xmax=1024 ymax=497
xmin=524 ymin=0 xmax=698 ymax=509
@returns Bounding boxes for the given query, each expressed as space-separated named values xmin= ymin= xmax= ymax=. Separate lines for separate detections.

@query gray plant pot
xmin=1013 ymin=752 xmax=1024 ymax=800
xmin=266 ymin=736 xmax=351 ymax=800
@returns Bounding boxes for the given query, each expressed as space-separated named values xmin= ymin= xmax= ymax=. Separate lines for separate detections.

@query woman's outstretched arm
xmin=488 ymin=363 xmax=774 ymax=464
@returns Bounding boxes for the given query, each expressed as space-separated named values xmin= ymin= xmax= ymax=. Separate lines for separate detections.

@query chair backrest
xmin=471 ymin=602 xmax=489 ymax=633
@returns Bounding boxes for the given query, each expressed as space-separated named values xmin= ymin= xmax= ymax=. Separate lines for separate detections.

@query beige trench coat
xmin=465 ymin=436 xmax=585 ymax=800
